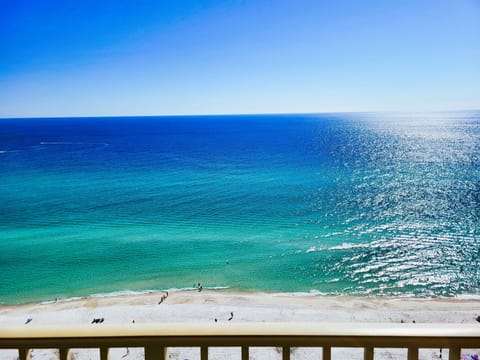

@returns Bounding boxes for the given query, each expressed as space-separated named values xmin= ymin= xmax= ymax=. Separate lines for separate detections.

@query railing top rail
xmin=1 ymin=323 xmax=479 ymax=339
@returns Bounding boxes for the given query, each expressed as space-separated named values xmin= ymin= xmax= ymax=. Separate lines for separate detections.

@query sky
xmin=1 ymin=0 xmax=479 ymax=117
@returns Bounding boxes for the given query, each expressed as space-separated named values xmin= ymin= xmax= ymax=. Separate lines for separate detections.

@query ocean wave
xmin=305 ymin=243 xmax=374 ymax=254
xmin=40 ymin=141 xmax=109 ymax=146
xmin=0 ymin=142 xmax=109 ymax=156
xmin=328 ymin=243 xmax=369 ymax=250
xmin=32 ymin=287 xmax=480 ymax=305
xmin=40 ymin=296 xmax=83 ymax=305
xmin=454 ymin=293 xmax=480 ymax=300
xmin=273 ymin=290 xmax=331 ymax=297
xmin=305 ymin=243 xmax=369 ymax=253
xmin=163 ymin=286 xmax=230 ymax=292
xmin=89 ymin=289 xmax=157 ymax=298
xmin=39 ymin=286 xmax=230 ymax=305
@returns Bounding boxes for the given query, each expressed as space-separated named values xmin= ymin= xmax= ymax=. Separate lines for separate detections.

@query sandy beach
xmin=2 ymin=290 xmax=480 ymax=325
xmin=1 ymin=290 xmax=479 ymax=360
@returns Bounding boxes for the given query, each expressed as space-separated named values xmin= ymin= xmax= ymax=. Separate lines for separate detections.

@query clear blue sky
xmin=1 ymin=0 xmax=479 ymax=117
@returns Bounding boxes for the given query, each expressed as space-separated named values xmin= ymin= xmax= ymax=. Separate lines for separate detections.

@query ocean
xmin=0 ymin=112 xmax=479 ymax=305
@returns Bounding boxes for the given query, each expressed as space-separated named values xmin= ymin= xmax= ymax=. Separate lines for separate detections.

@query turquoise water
xmin=0 ymin=113 xmax=479 ymax=304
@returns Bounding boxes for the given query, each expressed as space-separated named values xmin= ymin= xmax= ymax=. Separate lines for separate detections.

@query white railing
xmin=1 ymin=323 xmax=479 ymax=360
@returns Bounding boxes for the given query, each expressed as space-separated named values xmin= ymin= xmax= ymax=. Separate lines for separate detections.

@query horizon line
xmin=1 ymin=108 xmax=479 ymax=120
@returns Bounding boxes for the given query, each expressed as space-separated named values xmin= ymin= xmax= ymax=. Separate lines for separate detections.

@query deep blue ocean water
xmin=0 ymin=112 xmax=479 ymax=304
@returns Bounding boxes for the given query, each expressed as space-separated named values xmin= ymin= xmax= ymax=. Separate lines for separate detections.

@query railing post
xmin=59 ymin=348 xmax=70 ymax=360
xmin=282 ymin=346 xmax=290 ymax=360
xmin=408 ymin=347 xmax=418 ymax=360
xmin=18 ymin=348 xmax=31 ymax=360
xmin=241 ymin=346 xmax=249 ymax=360
xmin=100 ymin=347 xmax=109 ymax=360
xmin=323 ymin=346 xmax=331 ymax=360
xmin=449 ymin=347 xmax=461 ymax=360
xmin=201 ymin=346 xmax=208 ymax=360
xmin=144 ymin=345 xmax=165 ymax=360
xmin=365 ymin=346 xmax=374 ymax=360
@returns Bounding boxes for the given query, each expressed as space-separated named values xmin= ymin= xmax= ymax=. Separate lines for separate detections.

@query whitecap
xmin=306 ymin=246 xmax=320 ymax=253
xmin=328 ymin=243 xmax=368 ymax=250
xmin=40 ymin=141 xmax=109 ymax=146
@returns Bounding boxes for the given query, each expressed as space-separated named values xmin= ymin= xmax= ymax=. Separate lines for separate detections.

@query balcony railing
xmin=1 ymin=323 xmax=479 ymax=360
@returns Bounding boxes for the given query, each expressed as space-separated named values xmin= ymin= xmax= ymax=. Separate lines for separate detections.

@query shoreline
xmin=1 ymin=289 xmax=480 ymax=326
xmin=4 ymin=286 xmax=480 ymax=308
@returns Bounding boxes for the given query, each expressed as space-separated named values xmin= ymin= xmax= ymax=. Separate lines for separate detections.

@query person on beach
xmin=228 ymin=312 xmax=233 ymax=321
xmin=158 ymin=292 xmax=169 ymax=304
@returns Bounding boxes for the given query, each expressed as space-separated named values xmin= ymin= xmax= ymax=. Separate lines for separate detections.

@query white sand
xmin=1 ymin=290 xmax=479 ymax=325
xmin=1 ymin=290 xmax=479 ymax=360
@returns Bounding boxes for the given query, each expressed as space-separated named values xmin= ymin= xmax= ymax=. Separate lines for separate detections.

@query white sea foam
xmin=306 ymin=289 xmax=330 ymax=296
xmin=306 ymin=243 xmax=370 ymax=253
xmin=328 ymin=242 xmax=369 ymax=250
xmin=165 ymin=286 xmax=230 ymax=292
xmin=39 ymin=300 xmax=57 ymax=305
xmin=40 ymin=290 xmax=158 ymax=304
xmin=89 ymin=289 xmax=157 ymax=298
xmin=40 ymin=296 xmax=82 ymax=305
xmin=39 ymin=286 xmax=230 ymax=305
xmin=454 ymin=293 xmax=480 ymax=300
xmin=274 ymin=290 xmax=330 ymax=297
